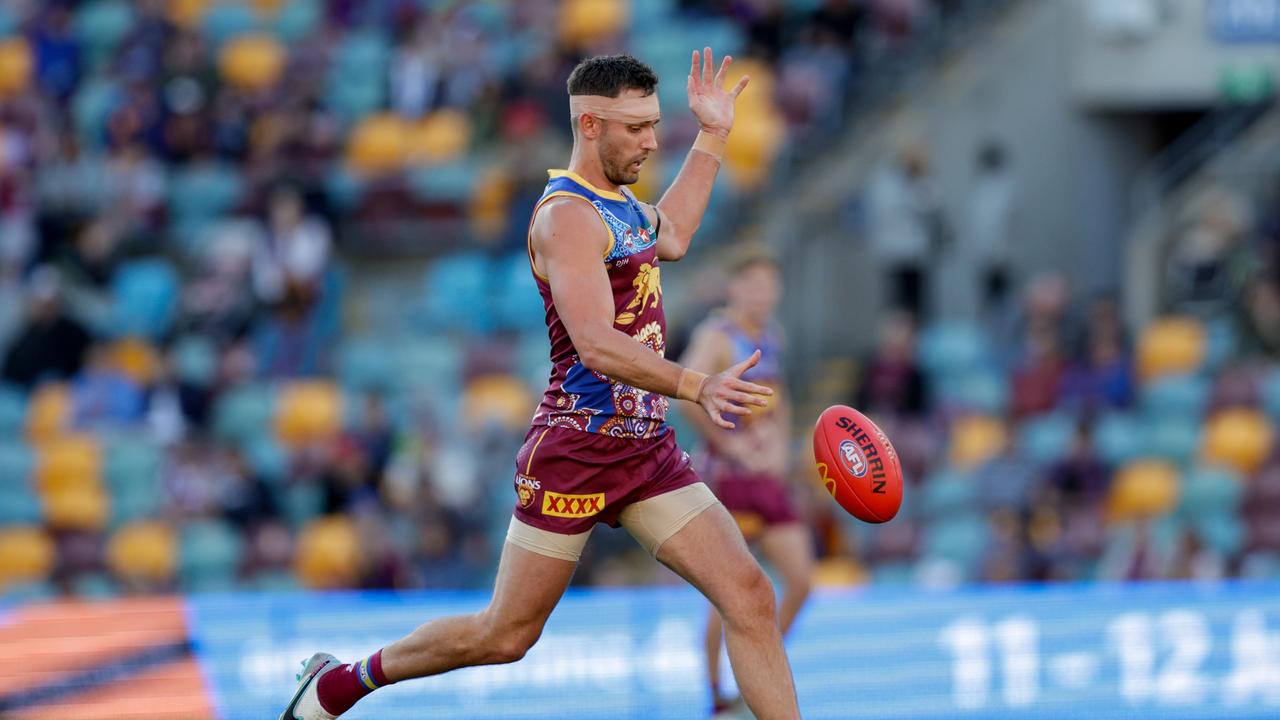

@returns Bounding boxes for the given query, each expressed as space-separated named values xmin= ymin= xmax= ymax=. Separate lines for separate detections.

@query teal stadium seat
xmin=1143 ymin=415 xmax=1202 ymax=466
xmin=73 ymin=0 xmax=134 ymax=71
xmin=213 ymin=383 xmax=276 ymax=446
xmin=110 ymin=260 xmax=179 ymax=340
xmin=918 ymin=322 xmax=987 ymax=377
xmin=202 ymin=3 xmax=259 ymax=48
xmin=392 ymin=337 xmax=463 ymax=421
xmin=104 ymin=436 xmax=164 ymax=526
xmin=171 ymin=335 xmax=219 ymax=387
xmin=1094 ymin=412 xmax=1144 ymax=465
xmin=71 ymin=573 xmax=119 ymax=600
xmin=275 ymin=0 xmax=322 ymax=43
xmin=1203 ymin=316 xmax=1239 ymax=372
xmin=167 ymin=162 xmax=245 ymax=252
xmin=338 ymin=337 xmax=395 ymax=393
xmin=1019 ymin=413 xmax=1075 ymax=465
xmin=419 ymin=253 xmax=492 ymax=333
xmin=918 ymin=469 xmax=979 ymax=518
xmin=179 ymin=520 xmax=244 ymax=592
xmin=1261 ymin=366 xmax=1280 ymax=422
xmin=1 ymin=581 xmax=57 ymax=604
xmin=934 ymin=369 xmax=1008 ymax=415
xmin=0 ymin=444 xmax=39 ymax=524
xmin=407 ymin=161 xmax=477 ymax=204
xmin=494 ymin=252 xmax=546 ymax=331
xmin=0 ymin=385 xmax=25 ymax=437
xmin=1192 ymin=514 xmax=1246 ymax=556
xmin=327 ymin=31 xmax=390 ymax=121
xmin=922 ymin=514 xmax=989 ymax=574
xmin=325 ymin=167 xmax=366 ymax=212
xmin=71 ymin=78 xmax=120 ymax=150
xmin=1140 ymin=374 xmax=1210 ymax=420
xmin=244 ymin=437 xmax=290 ymax=487
xmin=1178 ymin=464 xmax=1244 ymax=519
xmin=279 ymin=482 xmax=324 ymax=530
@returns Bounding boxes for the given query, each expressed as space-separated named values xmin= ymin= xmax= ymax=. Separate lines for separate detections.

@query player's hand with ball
xmin=697 ymin=349 xmax=772 ymax=430
xmin=688 ymin=46 xmax=749 ymax=138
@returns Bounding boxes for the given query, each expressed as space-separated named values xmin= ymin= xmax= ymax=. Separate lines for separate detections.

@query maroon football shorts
xmin=512 ymin=424 xmax=702 ymax=534
xmin=710 ymin=463 xmax=801 ymax=539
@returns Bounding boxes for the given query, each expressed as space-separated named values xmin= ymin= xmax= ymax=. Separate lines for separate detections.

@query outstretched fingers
xmin=714 ymin=54 xmax=732 ymax=88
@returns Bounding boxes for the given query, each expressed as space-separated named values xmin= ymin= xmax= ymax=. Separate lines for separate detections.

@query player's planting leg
xmin=281 ymin=534 xmax=577 ymax=719
xmin=381 ymin=538 xmax=577 ymax=676
xmin=658 ymin=503 xmax=801 ymax=720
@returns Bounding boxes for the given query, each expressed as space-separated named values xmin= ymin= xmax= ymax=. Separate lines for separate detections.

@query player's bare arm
xmin=648 ymin=48 xmax=749 ymax=262
xmin=532 ymin=196 xmax=770 ymax=429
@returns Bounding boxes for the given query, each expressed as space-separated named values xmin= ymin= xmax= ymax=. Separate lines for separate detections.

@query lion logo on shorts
xmin=516 ymin=474 xmax=540 ymax=509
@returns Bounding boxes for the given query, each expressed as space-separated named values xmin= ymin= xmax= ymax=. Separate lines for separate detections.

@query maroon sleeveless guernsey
xmin=527 ymin=169 xmax=670 ymax=440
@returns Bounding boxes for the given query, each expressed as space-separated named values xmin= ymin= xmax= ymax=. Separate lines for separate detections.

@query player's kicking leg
xmin=279 ymin=520 xmax=579 ymax=719
xmin=659 ymin=504 xmax=801 ymax=720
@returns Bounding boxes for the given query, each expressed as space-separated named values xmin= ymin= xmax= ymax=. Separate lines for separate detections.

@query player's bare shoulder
xmin=530 ymin=195 xmax=611 ymax=266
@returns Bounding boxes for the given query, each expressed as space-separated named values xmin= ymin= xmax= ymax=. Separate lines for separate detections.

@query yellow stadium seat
xmin=408 ymin=110 xmax=472 ymax=166
xmin=1202 ymin=409 xmax=1274 ymax=475
xmin=109 ymin=337 xmax=161 ymax=386
xmin=725 ymin=110 xmax=784 ymax=190
xmin=26 ymin=382 xmax=71 ymax=443
xmin=44 ymin=487 xmax=109 ymax=531
xmin=0 ymin=38 xmax=33 ymax=98
xmin=275 ymin=381 xmax=342 ymax=445
xmin=462 ymin=375 xmax=535 ymax=432
xmin=1137 ymin=317 xmax=1206 ymax=381
xmin=108 ymin=521 xmax=176 ymax=584
xmin=346 ymin=113 xmax=410 ymax=176
xmin=219 ymin=34 xmax=287 ymax=91
xmin=36 ymin=434 xmax=102 ymax=494
xmin=0 ymin=527 xmax=55 ymax=587
xmin=167 ymin=0 xmax=211 ymax=29
xmin=469 ymin=166 xmax=513 ymax=238
xmin=1109 ymin=460 xmax=1180 ymax=521
xmin=812 ymin=557 xmax=867 ymax=588
xmin=560 ymin=0 xmax=628 ymax=48
xmin=948 ymin=415 xmax=1007 ymax=470
xmin=295 ymin=516 xmax=360 ymax=589
xmin=251 ymin=0 xmax=285 ymax=17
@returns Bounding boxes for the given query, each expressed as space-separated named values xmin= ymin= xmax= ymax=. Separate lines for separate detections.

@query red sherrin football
xmin=813 ymin=405 xmax=903 ymax=523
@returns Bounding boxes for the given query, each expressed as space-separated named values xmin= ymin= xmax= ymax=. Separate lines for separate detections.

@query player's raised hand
xmin=697 ymin=349 xmax=773 ymax=429
xmin=688 ymin=47 xmax=749 ymax=138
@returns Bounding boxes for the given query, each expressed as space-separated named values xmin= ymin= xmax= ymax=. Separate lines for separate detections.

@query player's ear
xmin=578 ymin=114 xmax=602 ymax=140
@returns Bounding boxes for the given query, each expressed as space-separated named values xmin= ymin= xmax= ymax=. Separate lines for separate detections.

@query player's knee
xmin=482 ymin=619 xmax=543 ymax=664
xmin=786 ymin=571 xmax=813 ymax=600
xmin=723 ymin=565 xmax=776 ymax=626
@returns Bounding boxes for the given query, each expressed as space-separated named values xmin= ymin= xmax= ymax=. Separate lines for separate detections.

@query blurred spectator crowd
xmin=830 ymin=261 xmax=1280 ymax=588
xmin=0 ymin=0 xmax=1082 ymax=602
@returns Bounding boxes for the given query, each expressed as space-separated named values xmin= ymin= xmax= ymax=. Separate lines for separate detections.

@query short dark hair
xmin=567 ymin=54 xmax=658 ymax=98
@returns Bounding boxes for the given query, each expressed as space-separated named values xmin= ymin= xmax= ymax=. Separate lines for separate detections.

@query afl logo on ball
xmin=839 ymin=439 xmax=868 ymax=478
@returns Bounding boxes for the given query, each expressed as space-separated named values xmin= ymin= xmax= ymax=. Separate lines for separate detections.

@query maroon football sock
xmin=315 ymin=649 xmax=392 ymax=716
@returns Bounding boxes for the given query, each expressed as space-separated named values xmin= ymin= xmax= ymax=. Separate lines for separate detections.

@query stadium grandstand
xmin=0 ymin=1 xmax=1278 ymax=719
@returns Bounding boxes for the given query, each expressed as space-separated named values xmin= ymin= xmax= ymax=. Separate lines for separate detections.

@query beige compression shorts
xmin=506 ymin=482 xmax=719 ymax=562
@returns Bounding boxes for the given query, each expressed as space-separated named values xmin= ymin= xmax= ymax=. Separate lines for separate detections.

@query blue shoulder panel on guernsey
xmin=186 ymin=581 xmax=1280 ymax=719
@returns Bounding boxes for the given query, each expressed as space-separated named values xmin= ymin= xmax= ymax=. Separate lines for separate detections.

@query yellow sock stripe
xmin=358 ymin=658 xmax=379 ymax=690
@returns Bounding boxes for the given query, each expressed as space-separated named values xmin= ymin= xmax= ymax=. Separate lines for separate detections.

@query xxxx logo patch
xmin=542 ymin=492 xmax=605 ymax=518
